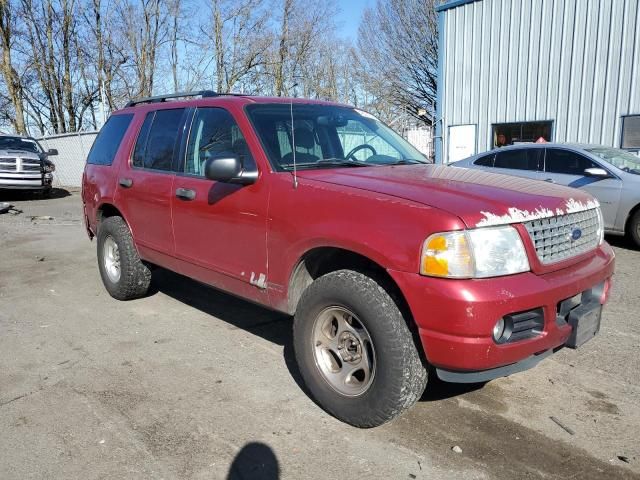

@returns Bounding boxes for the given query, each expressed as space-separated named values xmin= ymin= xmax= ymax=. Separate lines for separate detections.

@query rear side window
xmin=86 ymin=114 xmax=133 ymax=166
xmin=545 ymin=149 xmax=597 ymax=175
xmin=494 ymin=149 xmax=542 ymax=171
xmin=474 ymin=153 xmax=495 ymax=167
xmin=132 ymin=109 xmax=185 ymax=171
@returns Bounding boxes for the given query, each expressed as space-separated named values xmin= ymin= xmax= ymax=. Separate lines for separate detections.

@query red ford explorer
xmin=82 ymin=92 xmax=615 ymax=427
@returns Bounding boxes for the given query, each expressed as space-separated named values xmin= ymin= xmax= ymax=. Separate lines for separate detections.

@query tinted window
xmin=132 ymin=108 xmax=185 ymax=171
xmin=184 ymin=107 xmax=256 ymax=175
xmin=132 ymin=113 xmax=154 ymax=168
xmin=545 ymin=149 xmax=596 ymax=175
xmin=474 ymin=153 xmax=495 ymax=167
xmin=87 ymin=114 xmax=133 ymax=166
xmin=494 ymin=149 xmax=542 ymax=171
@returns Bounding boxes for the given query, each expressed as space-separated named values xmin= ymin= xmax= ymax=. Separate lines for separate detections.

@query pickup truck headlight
xmin=43 ymin=162 xmax=55 ymax=173
xmin=420 ymin=226 xmax=530 ymax=279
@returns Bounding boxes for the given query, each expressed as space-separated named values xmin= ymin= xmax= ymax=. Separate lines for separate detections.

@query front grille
xmin=0 ymin=158 xmax=17 ymax=171
xmin=0 ymin=157 xmax=42 ymax=173
xmin=21 ymin=160 xmax=41 ymax=171
xmin=524 ymin=208 xmax=600 ymax=264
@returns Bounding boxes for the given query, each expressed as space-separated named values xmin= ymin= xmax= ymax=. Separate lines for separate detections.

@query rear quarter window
xmin=86 ymin=114 xmax=134 ymax=166
xmin=474 ymin=153 xmax=495 ymax=167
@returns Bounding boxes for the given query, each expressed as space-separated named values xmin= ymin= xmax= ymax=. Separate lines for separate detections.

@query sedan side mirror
xmin=584 ymin=167 xmax=609 ymax=178
xmin=47 ymin=148 xmax=58 ymax=156
xmin=204 ymin=156 xmax=257 ymax=185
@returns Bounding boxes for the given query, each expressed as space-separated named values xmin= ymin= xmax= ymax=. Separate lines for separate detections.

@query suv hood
xmin=0 ymin=149 xmax=40 ymax=160
xmin=297 ymin=164 xmax=599 ymax=228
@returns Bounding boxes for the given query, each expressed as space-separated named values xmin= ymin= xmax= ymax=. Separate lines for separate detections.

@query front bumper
xmin=0 ymin=172 xmax=52 ymax=189
xmin=388 ymin=242 xmax=615 ymax=380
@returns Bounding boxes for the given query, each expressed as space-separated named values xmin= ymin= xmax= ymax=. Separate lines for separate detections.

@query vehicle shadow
xmin=0 ymin=187 xmax=71 ymax=202
xmin=605 ymin=234 xmax=638 ymax=251
xmin=150 ymin=268 xmax=309 ymax=395
xmin=151 ymin=268 xmax=488 ymax=406
xmin=226 ymin=442 xmax=280 ymax=480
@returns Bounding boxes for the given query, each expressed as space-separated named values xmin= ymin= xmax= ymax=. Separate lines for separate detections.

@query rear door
xmin=170 ymin=106 xmax=269 ymax=302
xmin=544 ymin=148 xmax=622 ymax=228
xmin=116 ymin=108 xmax=188 ymax=255
xmin=491 ymin=148 xmax=544 ymax=181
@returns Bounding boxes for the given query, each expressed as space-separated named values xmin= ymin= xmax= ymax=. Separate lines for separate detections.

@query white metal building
xmin=435 ymin=0 xmax=640 ymax=163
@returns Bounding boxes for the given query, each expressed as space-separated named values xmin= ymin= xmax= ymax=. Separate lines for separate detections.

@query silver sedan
xmin=451 ymin=143 xmax=640 ymax=247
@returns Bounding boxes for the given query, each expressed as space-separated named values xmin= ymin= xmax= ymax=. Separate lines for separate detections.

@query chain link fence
xmin=37 ymin=132 xmax=98 ymax=188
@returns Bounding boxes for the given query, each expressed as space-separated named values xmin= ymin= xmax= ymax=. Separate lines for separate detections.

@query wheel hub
xmin=311 ymin=306 xmax=376 ymax=397
xmin=337 ymin=331 xmax=362 ymax=363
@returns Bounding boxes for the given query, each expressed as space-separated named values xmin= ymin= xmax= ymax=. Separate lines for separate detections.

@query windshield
xmin=245 ymin=104 xmax=428 ymax=171
xmin=584 ymin=147 xmax=640 ymax=175
xmin=0 ymin=136 xmax=42 ymax=154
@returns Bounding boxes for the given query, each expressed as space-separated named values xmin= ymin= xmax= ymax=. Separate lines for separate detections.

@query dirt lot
xmin=1 ymin=190 xmax=639 ymax=480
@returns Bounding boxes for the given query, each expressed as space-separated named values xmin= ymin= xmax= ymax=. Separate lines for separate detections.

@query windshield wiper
xmin=281 ymin=159 xmax=372 ymax=170
xmin=387 ymin=159 xmax=425 ymax=165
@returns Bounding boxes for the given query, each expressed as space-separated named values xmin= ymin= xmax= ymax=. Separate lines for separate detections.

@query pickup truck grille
xmin=0 ymin=157 xmax=41 ymax=172
xmin=524 ymin=208 xmax=600 ymax=265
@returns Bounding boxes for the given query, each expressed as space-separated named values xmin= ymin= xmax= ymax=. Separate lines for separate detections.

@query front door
xmin=543 ymin=148 xmax=622 ymax=229
xmin=170 ymin=106 xmax=269 ymax=302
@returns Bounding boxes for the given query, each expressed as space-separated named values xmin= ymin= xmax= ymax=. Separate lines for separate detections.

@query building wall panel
xmin=440 ymin=0 xmax=640 ymax=162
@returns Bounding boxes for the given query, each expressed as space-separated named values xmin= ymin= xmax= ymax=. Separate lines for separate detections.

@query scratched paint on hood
xmin=476 ymin=198 xmax=601 ymax=227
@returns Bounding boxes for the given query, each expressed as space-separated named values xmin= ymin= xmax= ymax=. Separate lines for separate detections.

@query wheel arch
xmin=624 ymin=202 xmax=640 ymax=235
xmin=287 ymin=246 xmax=428 ymax=367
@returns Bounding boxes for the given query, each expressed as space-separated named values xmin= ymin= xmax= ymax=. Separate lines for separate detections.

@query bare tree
xmin=358 ymin=0 xmax=438 ymax=124
xmin=0 ymin=0 xmax=27 ymax=134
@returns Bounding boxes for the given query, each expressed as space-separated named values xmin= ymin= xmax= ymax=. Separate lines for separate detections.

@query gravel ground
xmin=1 ymin=190 xmax=639 ymax=480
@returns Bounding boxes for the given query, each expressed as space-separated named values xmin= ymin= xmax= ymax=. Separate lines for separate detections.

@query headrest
xmin=294 ymin=127 xmax=315 ymax=149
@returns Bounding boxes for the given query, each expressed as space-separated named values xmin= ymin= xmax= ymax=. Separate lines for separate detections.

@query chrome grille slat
xmin=525 ymin=208 xmax=600 ymax=264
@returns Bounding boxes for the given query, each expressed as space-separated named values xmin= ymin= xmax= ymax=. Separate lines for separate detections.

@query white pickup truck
xmin=0 ymin=134 xmax=57 ymax=196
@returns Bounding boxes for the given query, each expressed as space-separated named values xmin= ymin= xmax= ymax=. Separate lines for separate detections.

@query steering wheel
xmin=345 ymin=144 xmax=377 ymax=161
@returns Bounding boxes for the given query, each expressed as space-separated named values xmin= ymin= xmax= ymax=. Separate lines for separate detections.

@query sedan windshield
xmin=246 ymin=103 xmax=428 ymax=171
xmin=0 ymin=136 xmax=42 ymax=154
xmin=584 ymin=147 xmax=640 ymax=175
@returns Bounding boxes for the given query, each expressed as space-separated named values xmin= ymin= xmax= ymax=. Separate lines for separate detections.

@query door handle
xmin=544 ymin=178 xmax=555 ymax=183
xmin=119 ymin=178 xmax=133 ymax=188
xmin=175 ymin=187 xmax=196 ymax=201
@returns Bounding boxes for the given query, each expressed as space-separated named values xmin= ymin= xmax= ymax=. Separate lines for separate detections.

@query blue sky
xmin=335 ymin=0 xmax=372 ymax=39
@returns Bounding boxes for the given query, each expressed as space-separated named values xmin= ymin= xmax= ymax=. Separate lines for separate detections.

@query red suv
xmin=82 ymin=92 xmax=615 ymax=427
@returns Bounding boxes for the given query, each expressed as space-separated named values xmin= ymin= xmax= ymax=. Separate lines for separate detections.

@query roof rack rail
xmin=125 ymin=90 xmax=219 ymax=108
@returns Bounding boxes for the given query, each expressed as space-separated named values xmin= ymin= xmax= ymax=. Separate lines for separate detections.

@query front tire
xmin=97 ymin=216 xmax=151 ymax=300
xmin=627 ymin=210 xmax=640 ymax=249
xmin=293 ymin=269 xmax=427 ymax=428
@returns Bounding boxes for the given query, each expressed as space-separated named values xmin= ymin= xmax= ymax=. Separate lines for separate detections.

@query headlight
xmin=44 ymin=163 xmax=55 ymax=173
xmin=420 ymin=226 xmax=530 ymax=278
xmin=596 ymin=207 xmax=604 ymax=245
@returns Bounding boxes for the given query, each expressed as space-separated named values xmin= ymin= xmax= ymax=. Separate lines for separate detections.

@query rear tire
xmin=293 ymin=269 xmax=427 ymax=428
xmin=97 ymin=216 xmax=151 ymax=300
xmin=628 ymin=210 xmax=640 ymax=249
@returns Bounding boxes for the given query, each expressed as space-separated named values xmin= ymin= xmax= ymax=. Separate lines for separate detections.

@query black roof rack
xmin=125 ymin=90 xmax=220 ymax=108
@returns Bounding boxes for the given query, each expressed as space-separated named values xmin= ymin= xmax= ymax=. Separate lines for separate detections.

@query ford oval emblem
xmin=571 ymin=228 xmax=582 ymax=241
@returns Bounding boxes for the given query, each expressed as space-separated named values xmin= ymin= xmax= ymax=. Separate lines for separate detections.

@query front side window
xmin=132 ymin=108 xmax=185 ymax=171
xmin=246 ymin=104 xmax=427 ymax=171
xmin=494 ymin=149 xmax=542 ymax=171
xmin=184 ymin=107 xmax=256 ymax=175
xmin=87 ymin=114 xmax=133 ymax=166
xmin=545 ymin=149 xmax=596 ymax=175
xmin=584 ymin=146 xmax=640 ymax=175
xmin=474 ymin=153 xmax=495 ymax=167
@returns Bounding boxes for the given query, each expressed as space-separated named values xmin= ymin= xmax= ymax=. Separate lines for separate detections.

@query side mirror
xmin=204 ymin=155 xmax=257 ymax=185
xmin=584 ymin=167 xmax=609 ymax=178
xmin=47 ymin=148 xmax=58 ymax=156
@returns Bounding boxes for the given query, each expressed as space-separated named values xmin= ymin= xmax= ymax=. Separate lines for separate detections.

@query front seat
xmin=282 ymin=127 xmax=319 ymax=164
